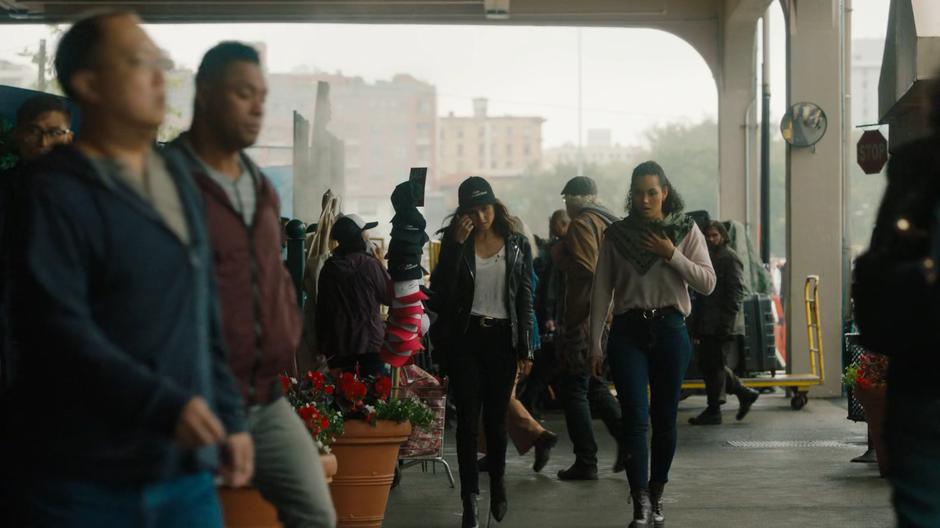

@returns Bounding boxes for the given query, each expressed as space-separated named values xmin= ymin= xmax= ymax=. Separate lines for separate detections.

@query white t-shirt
xmin=471 ymin=246 xmax=509 ymax=319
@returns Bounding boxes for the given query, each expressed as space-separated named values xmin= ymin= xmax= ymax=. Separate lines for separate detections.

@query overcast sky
xmin=1 ymin=1 xmax=889 ymax=148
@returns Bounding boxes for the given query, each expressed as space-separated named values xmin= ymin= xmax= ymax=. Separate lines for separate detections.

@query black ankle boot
xmin=649 ymin=482 xmax=665 ymax=527
xmin=736 ymin=387 xmax=760 ymax=420
xmin=629 ymin=489 xmax=652 ymax=527
xmin=490 ymin=478 xmax=508 ymax=522
xmin=462 ymin=494 xmax=479 ymax=528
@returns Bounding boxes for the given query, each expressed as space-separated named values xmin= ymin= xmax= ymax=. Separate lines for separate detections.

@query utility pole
xmin=37 ymin=39 xmax=47 ymax=92
xmin=760 ymin=12 xmax=771 ymax=264
xmin=577 ymin=29 xmax=584 ymax=177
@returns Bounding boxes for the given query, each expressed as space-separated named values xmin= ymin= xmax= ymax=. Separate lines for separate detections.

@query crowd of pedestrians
xmin=4 ymin=8 xmax=936 ymax=528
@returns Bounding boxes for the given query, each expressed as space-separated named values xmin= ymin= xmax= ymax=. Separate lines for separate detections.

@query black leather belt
xmin=470 ymin=315 xmax=511 ymax=328
xmin=621 ymin=307 xmax=680 ymax=321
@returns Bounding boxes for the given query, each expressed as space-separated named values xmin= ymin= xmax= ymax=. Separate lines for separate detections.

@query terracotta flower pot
xmin=855 ymin=384 xmax=889 ymax=477
xmin=218 ymin=452 xmax=341 ymax=527
xmin=218 ymin=487 xmax=280 ymax=528
xmin=329 ymin=419 xmax=412 ymax=528
xmin=321 ymin=452 xmax=338 ymax=484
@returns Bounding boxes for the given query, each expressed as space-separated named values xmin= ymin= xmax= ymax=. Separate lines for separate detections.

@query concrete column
xmin=785 ymin=0 xmax=846 ymax=397
xmin=718 ymin=20 xmax=761 ymax=236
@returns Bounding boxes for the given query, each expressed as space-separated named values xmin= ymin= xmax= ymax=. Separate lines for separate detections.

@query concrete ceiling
xmin=0 ymin=0 xmax=722 ymax=26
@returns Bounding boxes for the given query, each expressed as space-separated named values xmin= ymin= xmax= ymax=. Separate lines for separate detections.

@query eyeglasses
xmin=21 ymin=127 xmax=72 ymax=143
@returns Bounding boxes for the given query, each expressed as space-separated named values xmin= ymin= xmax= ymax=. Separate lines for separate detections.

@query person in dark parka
xmin=688 ymin=220 xmax=759 ymax=425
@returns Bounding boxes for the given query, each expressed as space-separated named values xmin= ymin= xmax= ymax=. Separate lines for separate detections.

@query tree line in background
xmin=497 ymin=120 xmax=886 ymax=260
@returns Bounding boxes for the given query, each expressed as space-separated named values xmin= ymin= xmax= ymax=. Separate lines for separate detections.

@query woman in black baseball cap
xmin=428 ymin=176 xmax=534 ymax=527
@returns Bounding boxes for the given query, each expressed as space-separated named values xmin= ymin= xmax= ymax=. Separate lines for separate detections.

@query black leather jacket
xmin=429 ymin=230 xmax=534 ymax=360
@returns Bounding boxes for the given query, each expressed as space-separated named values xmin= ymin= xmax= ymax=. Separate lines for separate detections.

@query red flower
xmin=279 ymin=374 xmax=291 ymax=393
xmin=374 ymin=376 xmax=393 ymax=400
xmin=325 ymin=385 xmax=334 ymax=395
xmin=306 ymin=370 xmax=325 ymax=390
xmin=321 ymin=417 xmax=330 ymax=429
xmin=339 ymin=372 xmax=368 ymax=402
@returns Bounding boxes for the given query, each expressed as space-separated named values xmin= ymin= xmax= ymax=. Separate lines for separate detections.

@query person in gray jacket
xmin=689 ymin=220 xmax=759 ymax=425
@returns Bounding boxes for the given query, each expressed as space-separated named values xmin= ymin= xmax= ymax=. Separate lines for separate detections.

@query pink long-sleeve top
xmin=588 ymin=223 xmax=716 ymax=358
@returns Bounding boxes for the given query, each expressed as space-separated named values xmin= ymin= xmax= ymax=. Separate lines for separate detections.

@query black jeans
xmin=698 ymin=336 xmax=744 ymax=410
xmin=608 ymin=310 xmax=692 ymax=491
xmin=449 ymin=323 xmax=517 ymax=498
xmin=559 ymin=364 xmax=623 ymax=467
xmin=887 ymin=389 xmax=940 ymax=527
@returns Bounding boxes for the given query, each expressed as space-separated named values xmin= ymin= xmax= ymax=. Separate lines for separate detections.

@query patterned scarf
xmin=604 ymin=212 xmax=695 ymax=275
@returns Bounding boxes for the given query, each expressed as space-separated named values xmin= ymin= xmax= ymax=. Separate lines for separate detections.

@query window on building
xmin=506 ymin=126 xmax=513 ymax=137
xmin=478 ymin=144 xmax=485 ymax=157
xmin=506 ymin=144 xmax=512 ymax=156
xmin=458 ymin=128 xmax=464 ymax=139
xmin=457 ymin=144 xmax=464 ymax=157
xmin=524 ymin=144 xmax=531 ymax=156
xmin=491 ymin=160 xmax=498 ymax=169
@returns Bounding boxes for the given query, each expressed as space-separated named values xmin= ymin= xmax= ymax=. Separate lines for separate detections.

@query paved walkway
xmin=384 ymin=392 xmax=893 ymax=527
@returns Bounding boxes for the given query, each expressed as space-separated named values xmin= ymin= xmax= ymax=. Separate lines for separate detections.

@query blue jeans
xmin=607 ymin=310 xmax=692 ymax=491
xmin=18 ymin=471 xmax=222 ymax=528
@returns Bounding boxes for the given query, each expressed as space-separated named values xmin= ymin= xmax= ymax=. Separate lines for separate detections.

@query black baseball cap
xmin=458 ymin=176 xmax=498 ymax=210
xmin=331 ymin=214 xmax=378 ymax=245
xmin=561 ymin=176 xmax=598 ymax=196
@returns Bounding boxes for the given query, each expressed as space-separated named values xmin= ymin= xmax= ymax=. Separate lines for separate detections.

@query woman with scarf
xmin=589 ymin=161 xmax=715 ymax=527
xmin=429 ymin=176 xmax=534 ymax=528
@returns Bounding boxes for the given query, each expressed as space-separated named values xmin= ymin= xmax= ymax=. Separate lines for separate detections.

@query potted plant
xmin=843 ymin=352 xmax=889 ymax=476
xmin=285 ymin=369 xmax=433 ymax=528
xmin=282 ymin=370 xmax=345 ymax=482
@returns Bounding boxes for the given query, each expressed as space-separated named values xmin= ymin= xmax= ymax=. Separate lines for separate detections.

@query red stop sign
xmin=857 ymin=130 xmax=888 ymax=174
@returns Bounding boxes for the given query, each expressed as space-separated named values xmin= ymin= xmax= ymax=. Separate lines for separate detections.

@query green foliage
xmin=374 ymin=396 xmax=435 ymax=430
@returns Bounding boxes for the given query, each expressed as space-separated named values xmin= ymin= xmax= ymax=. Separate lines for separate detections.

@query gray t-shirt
xmin=89 ymin=150 xmax=191 ymax=245
xmin=202 ymin=162 xmax=256 ymax=227
xmin=182 ymin=139 xmax=256 ymax=226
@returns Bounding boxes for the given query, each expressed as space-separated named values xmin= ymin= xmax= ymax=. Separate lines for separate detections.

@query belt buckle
xmin=642 ymin=309 xmax=658 ymax=320
xmin=479 ymin=316 xmax=495 ymax=328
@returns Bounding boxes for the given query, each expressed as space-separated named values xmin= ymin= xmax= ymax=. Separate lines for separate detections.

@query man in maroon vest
xmin=170 ymin=42 xmax=335 ymax=528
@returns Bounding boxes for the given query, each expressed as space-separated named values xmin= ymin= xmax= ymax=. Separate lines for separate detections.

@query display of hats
xmin=388 ymin=238 xmax=425 ymax=258
xmin=381 ymin=177 xmax=432 ymax=368
xmin=389 ymin=227 xmax=430 ymax=245
xmin=391 ymin=209 xmax=427 ymax=230
xmin=389 ymin=261 xmax=426 ymax=282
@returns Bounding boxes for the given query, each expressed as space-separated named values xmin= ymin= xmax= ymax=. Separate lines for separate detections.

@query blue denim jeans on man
xmin=18 ymin=472 xmax=222 ymax=528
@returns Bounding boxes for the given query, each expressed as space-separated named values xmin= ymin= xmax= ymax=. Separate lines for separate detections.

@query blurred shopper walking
xmin=591 ymin=161 xmax=715 ymax=527
xmin=0 ymin=13 xmax=251 ymax=527
xmin=688 ymin=220 xmax=759 ymax=425
xmin=170 ymin=42 xmax=336 ymax=527
xmin=552 ymin=176 xmax=624 ymax=481
xmin=429 ymin=176 xmax=534 ymax=528
xmin=854 ymin=80 xmax=940 ymax=528
xmin=316 ymin=213 xmax=393 ymax=377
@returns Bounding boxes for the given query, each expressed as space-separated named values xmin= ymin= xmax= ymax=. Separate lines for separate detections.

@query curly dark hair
xmin=438 ymin=200 xmax=519 ymax=240
xmin=624 ymin=160 xmax=686 ymax=216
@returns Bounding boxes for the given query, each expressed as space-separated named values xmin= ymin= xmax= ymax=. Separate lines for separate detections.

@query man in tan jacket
xmin=552 ymin=176 xmax=624 ymax=481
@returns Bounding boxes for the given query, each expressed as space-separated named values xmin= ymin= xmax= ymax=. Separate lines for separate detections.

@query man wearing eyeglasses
xmin=1 ymin=12 xmax=251 ymax=527
xmin=1 ymin=96 xmax=73 ymax=390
